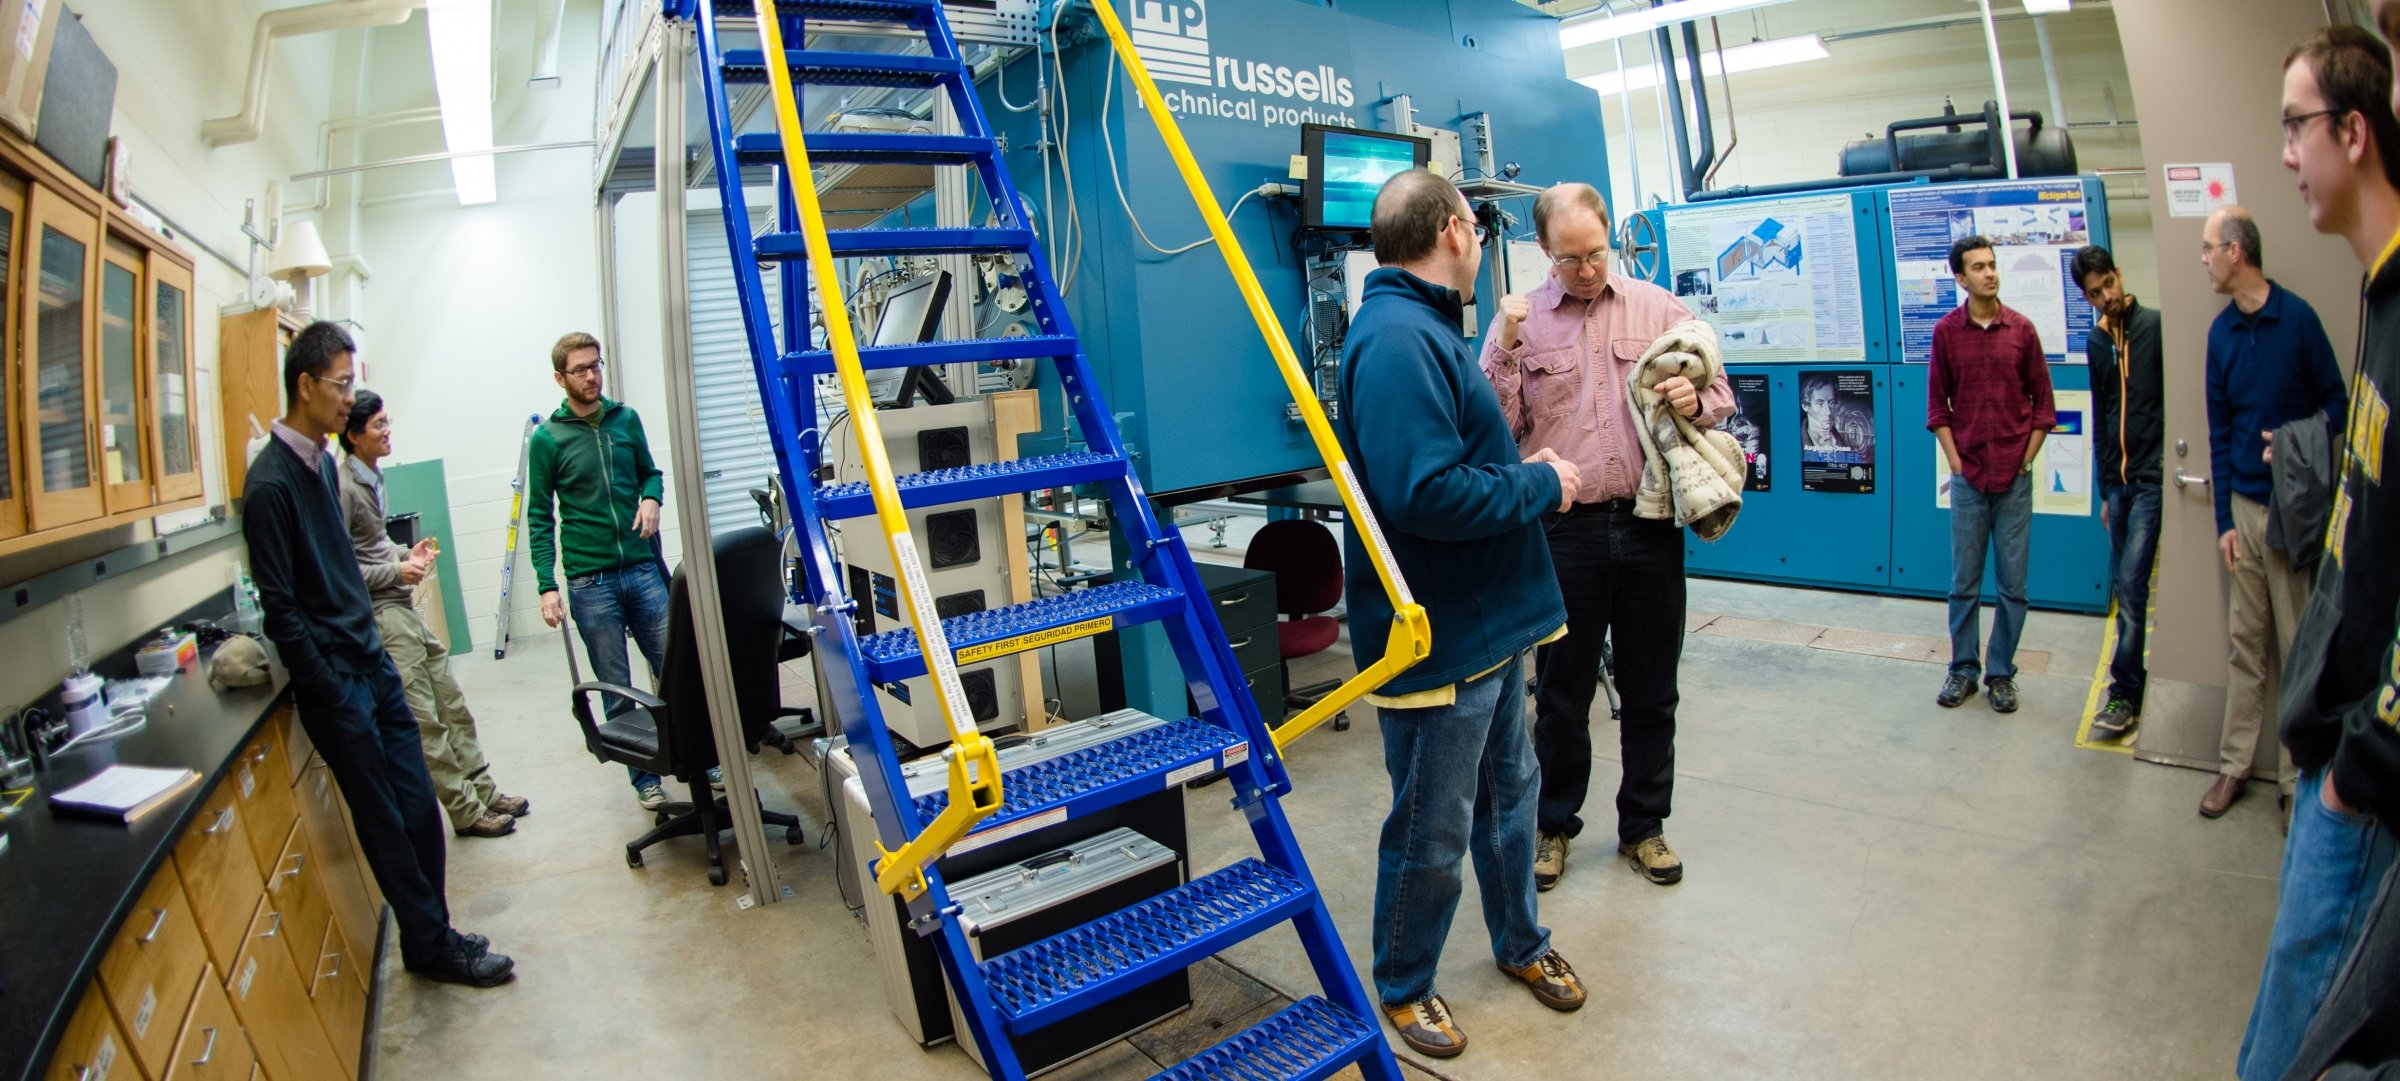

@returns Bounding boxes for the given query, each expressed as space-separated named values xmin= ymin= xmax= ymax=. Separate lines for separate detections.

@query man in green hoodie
xmin=530 ymin=331 xmax=677 ymax=809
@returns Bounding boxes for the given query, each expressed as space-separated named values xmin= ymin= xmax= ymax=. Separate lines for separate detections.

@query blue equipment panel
xmin=1684 ymin=363 xmax=1895 ymax=591
xmin=1636 ymin=188 xmax=1893 ymax=363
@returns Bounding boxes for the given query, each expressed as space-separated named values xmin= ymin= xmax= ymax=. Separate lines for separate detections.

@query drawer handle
xmin=1245 ymin=676 xmax=1257 ymax=688
xmin=193 ymin=1026 xmax=220 ymax=1067
xmin=280 ymin=853 xmax=307 ymax=880
xmin=321 ymin=951 xmax=343 ymax=980
xmin=137 ymin=907 xmax=168 ymax=944
xmin=71 ymin=1067 xmax=89 ymax=1081
xmin=1227 ymin=635 xmax=1254 ymax=649
xmin=259 ymin=911 xmax=283 ymax=940
xmin=1216 ymin=594 xmax=1251 ymax=607
xmin=202 ymin=808 xmax=235 ymax=835
xmin=250 ymin=741 xmax=273 ymax=764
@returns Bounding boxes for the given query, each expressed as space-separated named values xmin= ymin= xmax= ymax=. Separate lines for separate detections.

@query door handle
xmin=2174 ymin=469 xmax=2210 ymax=489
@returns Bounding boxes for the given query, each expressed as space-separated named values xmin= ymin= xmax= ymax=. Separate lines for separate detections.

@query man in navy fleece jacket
xmin=1333 ymin=169 xmax=1586 ymax=1061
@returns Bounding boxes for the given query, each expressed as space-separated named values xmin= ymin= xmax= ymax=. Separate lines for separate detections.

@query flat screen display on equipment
xmin=1302 ymin=123 xmax=1430 ymax=231
xmin=871 ymin=272 xmax=950 ymax=348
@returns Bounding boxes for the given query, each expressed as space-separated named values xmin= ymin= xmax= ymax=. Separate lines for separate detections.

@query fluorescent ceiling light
xmin=2021 ymin=0 xmax=2071 ymax=12
xmin=1576 ymin=33 xmax=1830 ymax=96
xmin=425 ymin=0 xmax=496 ymax=205
xmin=1559 ymin=0 xmax=1803 ymax=49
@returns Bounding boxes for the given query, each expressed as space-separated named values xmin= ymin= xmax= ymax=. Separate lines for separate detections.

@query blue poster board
xmin=1685 ymin=363 xmax=1894 ymax=591
xmin=1887 ymin=178 xmax=2104 ymax=364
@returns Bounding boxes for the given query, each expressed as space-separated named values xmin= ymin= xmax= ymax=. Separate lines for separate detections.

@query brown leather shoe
xmin=1382 ymin=995 xmax=1465 ymax=1059
xmin=1498 ymin=949 xmax=1586 ymax=1012
xmin=489 ymin=793 xmax=531 ymax=817
xmin=455 ymin=812 xmax=516 ymax=838
xmin=2200 ymin=775 xmax=2246 ymax=819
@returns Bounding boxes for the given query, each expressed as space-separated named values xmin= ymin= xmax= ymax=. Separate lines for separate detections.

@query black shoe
xmin=460 ymin=932 xmax=490 ymax=957
xmin=2089 ymin=698 xmax=2138 ymax=742
xmin=1986 ymin=677 xmax=2019 ymax=714
xmin=411 ymin=940 xmax=515 ymax=988
xmin=1936 ymin=669 xmax=1979 ymax=708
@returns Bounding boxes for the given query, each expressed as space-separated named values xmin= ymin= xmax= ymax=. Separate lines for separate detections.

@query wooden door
xmin=93 ymin=870 xmax=208 ymax=1080
xmin=303 ymin=922 xmax=365 ymax=1079
xmin=42 ymin=989 xmax=150 ymax=1081
xmin=217 ymin=308 xmax=283 ymax=501
xmin=96 ymin=235 xmax=148 ymax=514
xmin=145 ymin=253 xmax=198 ymax=502
xmin=169 ymin=780 xmax=265 ymax=977
xmin=0 ymin=173 xmax=24 ymax=541
xmin=294 ymin=757 xmax=378 ymax=960
xmin=20 ymin=184 xmax=102 ymax=530
xmin=160 ymin=969 xmax=255 ymax=1081
xmin=220 ymin=899 xmax=340 ymax=1081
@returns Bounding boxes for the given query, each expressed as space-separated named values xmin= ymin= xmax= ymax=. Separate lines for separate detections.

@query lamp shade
xmin=269 ymin=220 xmax=333 ymax=281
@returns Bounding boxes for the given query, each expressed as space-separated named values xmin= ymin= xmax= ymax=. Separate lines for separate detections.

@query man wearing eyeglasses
xmin=243 ymin=321 xmax=515 ymax=988
xmin=2197 ymin=203 xmax=2347 ymax=823
xmin=2235 ymin=23 xmax=2400 ymax=1081
xmin=527 ymin=331 xmax=679 ymax=811
xmin=1481 ymin=182 xmax=1730 ymax=891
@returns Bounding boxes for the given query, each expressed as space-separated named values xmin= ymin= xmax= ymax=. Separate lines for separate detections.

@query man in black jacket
xmin=242 ymin=322 xmax=514 ymax=988
xmin=2237 ymin=26 xmax=2400 ymax=1081
xmin=2275 ymin=10 xmax=2400 ymax=1080
xmin=2074 ymin=246 xmax=2163 ymax=742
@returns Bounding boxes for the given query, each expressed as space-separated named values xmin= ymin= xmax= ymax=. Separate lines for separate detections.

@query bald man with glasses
xmin=1481 ymin=182 xmax=1730 ymax=891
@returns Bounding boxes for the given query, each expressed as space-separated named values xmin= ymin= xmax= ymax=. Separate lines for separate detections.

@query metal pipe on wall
xmin=1678 ymin=18 xmax=1717 ymax=193
xmin=1654 ymin=22 xmax=1695 ymax=201
xmin=2034 ymin=15 xmax=2067 ymax=128
xmin=1976 ymin=0 xmax=2022 ymax=178
xmin=203 ymin=0 xmax=425 ymax=147
xmin=1611 ymin=33 xmax=1644 ymax=218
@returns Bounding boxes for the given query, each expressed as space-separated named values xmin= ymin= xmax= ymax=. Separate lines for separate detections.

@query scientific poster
xmin=1663 ymin=194 xmax=1865 ymax=362
xmin=1725 ymin=374 xmax=1773 ymax=492
xmin=1931 ymin=389 xmax=2093 ymax=516
xmin=1799 ymin=370 xmax=1875 ymax=493
xmin=1889 ymin=180 xmax=2097 ymax=364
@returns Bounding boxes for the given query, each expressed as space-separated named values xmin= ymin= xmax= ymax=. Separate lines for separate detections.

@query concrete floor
xmin=373 ymin=572 xmax=2287 ymax=1081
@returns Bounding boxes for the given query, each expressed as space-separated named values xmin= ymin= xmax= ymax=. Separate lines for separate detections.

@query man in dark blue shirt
xmin=1336 ymin=170 xmax=1586 ymax=1060
xmin=2200 ymin=204 xmax=2349 ymax=820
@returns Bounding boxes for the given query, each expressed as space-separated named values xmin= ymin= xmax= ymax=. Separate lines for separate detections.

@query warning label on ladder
xmin=955 ymin=616 xmax=1115 ymax=664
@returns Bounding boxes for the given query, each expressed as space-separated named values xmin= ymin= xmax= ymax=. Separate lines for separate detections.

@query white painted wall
xmin=0 ymin=0 xmax=345 ymax=708
xmin=1569 ymin=2 xmax=2160 ymax=301
xmin=352 ymin=0 xmax=684 ymax=649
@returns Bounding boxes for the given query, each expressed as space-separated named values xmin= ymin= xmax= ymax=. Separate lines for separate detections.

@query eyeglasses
xmin=1451 ymin=215 xmax=1488 ymax=242
xmin=2281 ymin=108 xmax=2340 ymax=145
xmin=565 ymin=359 xmax=607 ymax=379
xmin=307 ymin=373 xmax=355 ymax=393
xmin=364 ymin=417 xmax=392 ymax=434
xmin=1551 ymin=247 xmax=1613 ymax=271
xmin=2199 ymin=239 xmax=2232 ymax=256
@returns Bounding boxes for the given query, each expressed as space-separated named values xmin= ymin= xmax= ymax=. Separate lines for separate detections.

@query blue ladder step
xmin=817 ymin=451 xmax=1124 ymax=520
xmin=783 ymin=334 xmax=1078 ymax=377
xmin=978 ymin=858 xmax=1312 ymax=1033
xmin=734 ymin=131 xmax=994 ymax=167
xmin=753 ymin=226 xmax=1034 ymax=260
xmin=858 ymin=580 xmax=1185 ymax=683
xmin=915 ymin=715 xmax=1243 ymax=834
xmin=720 ymin=48 xmax=962 ymax=89
xmin=1152 ymin=996 xmax=1379 ymax=1081
xmin=711 ymin=0 xmax=934 ymax=20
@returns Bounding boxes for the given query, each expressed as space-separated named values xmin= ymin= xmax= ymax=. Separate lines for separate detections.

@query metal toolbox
xmin=945 ymin=828 xmax=1191 ymax=1075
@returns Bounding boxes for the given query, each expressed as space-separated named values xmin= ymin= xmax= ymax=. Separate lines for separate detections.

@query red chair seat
xmin=1278 ymin=615 xmax=1340 ymax=659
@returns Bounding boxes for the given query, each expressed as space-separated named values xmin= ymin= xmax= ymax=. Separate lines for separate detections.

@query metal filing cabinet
xmin=1191 ymin=562 xmax=1284 ymax=730
xmin=945 ymin=828 xmax=1190 ymax=1076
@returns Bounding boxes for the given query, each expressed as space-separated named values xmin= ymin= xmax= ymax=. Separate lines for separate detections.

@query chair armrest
xmin=574 ymin=680 xmax=664 ymax=711
xmin=567 ymin=680 xmax=669 ymax=765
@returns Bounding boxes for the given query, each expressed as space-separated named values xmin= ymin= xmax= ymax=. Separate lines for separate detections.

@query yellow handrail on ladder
xmin=1084 ymin=0 xmax=1430 ymax=751
xmin=747 ymin=5 xmax=1000 ymax=901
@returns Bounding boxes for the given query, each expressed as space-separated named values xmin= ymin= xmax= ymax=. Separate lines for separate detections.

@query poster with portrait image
xmin=1799 ymin=370 xmax=1876 ymax=493
xmin=1725 ymin=374 xmax=1773 ymax=491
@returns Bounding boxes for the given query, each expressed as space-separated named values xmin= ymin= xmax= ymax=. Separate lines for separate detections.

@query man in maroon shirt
xmin=1928 ymin=234 xmax=2056 ymax=714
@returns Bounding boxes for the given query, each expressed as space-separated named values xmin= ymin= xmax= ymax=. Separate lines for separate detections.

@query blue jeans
xmin=2237 ymin=768 xmax=2399 ymax=1081
xmin=1372 ymin=654 xmax=1550 ymax=1006
xmin=568 ymin=561 xmax=672 ymax=789
xmin=2099 ymin=481 xmax=2161 ymax=709
xmin=1947 ymin=472 xmax=2032 ymax=681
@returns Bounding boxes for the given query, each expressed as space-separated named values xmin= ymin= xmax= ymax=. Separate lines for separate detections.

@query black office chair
xmin=566 ymin=527 xmax=808 ymax=886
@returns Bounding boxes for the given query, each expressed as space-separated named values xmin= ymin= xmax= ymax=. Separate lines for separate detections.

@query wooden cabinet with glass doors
xmin=0 ymin=143 xmax=204 ymax=557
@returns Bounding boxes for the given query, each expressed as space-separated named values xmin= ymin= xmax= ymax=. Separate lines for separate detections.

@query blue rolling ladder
xmin=676 ymin=1 xmax=1408 ymax=1077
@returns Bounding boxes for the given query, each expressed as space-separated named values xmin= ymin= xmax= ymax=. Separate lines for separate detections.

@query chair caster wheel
xmin=626 ymin=849 xmax=643 ymax=868
xmin=1332 ymin=712 xmax=1350 ymax=732
xmin=708 ymin=865 xmax=728 ymax=886
xmin=785 ymin=827 xmax=805 ymax=845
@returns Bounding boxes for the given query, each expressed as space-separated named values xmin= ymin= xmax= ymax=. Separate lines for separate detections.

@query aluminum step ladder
xmin=676 ymin=1 xmax=1424 ymax=1076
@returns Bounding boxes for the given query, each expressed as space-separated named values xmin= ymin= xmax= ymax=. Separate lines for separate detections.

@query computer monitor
xmin=1301 ymin=123 xmax=1431 ymax=232
xmin=864 ymin=271 xmax=955 ymax=408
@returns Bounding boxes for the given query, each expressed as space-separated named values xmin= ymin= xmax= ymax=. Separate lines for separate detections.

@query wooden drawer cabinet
xmin=93 ymin=870 xmax=207 ymax=1080
xmin=304 ymin=922 xmax=366 ymax=1080
xmin=169 ymin=781 xmax=264 ymax=976
xmin=160 ymin=968 xmax=253 ymax=1081
xmin=221 ymin=898 xmax=340 ymax=1081
xmin=43 ymin=989 xmax=148 ymax=1081
xmin=295 ymin=756 xmax=379 ymax=960
xmin=272 ymin=708 xmax=308 ymax=789
xmin=258 ymin=824 xmax=331 ymax=991
xmin=229 ymin=730 xmax=297 ymax=878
